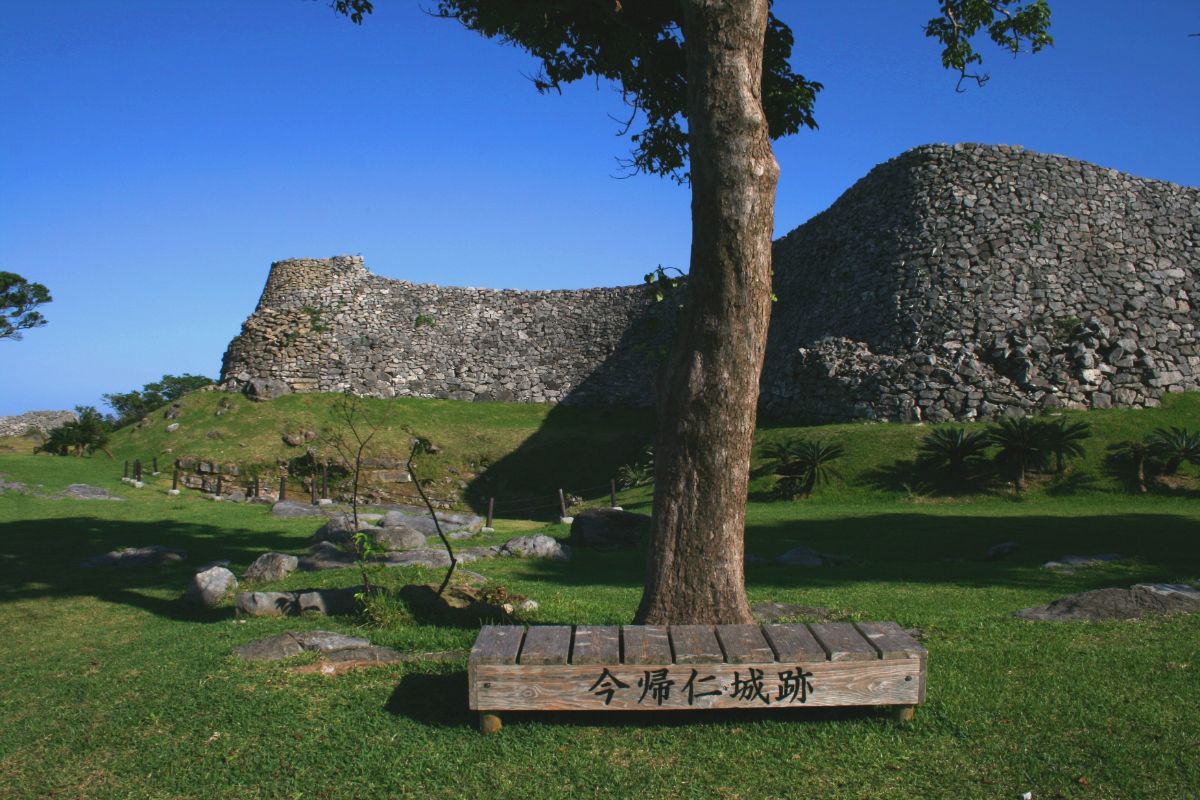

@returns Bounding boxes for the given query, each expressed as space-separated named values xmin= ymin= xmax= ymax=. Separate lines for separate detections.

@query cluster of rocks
xmin=220 ymin=145 xmax=1196 ymax=422
xmin=0 ymin=410 xmax=76 ymax=437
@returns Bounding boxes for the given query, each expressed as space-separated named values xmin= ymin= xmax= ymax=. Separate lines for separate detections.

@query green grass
xmin=1 ymin=398 xmax=1199 ymax=798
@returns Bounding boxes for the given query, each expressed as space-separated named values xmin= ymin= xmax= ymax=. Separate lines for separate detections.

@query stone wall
xmin=0 ymin=410 xmax=77 ymax=437
xmin=221 ymin=143 xmax=1199 ymax=422
xmin=221 ymin=256 xmax=672 ymax=407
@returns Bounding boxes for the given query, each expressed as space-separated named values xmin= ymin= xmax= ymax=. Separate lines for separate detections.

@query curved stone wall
xmin=221 ymin=143 xmax=1199 ymax=421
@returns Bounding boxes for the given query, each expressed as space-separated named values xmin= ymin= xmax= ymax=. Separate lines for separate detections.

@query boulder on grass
xmin=1016 ymin=583 xmax=1200 ymax=621
xmin=299 ymin=541 xmax=357 ymax=571
xmin=235 ymin=586 xmax=365 ymax=617
xmin=372 ymin=526 xmax=427 ymax=551
xmin=185 ymin=566 xmax=238 ymax=606
xmin=500 ymin=534 xmax=570 ymax=561
xmin=313 ymin=513 xmax=356 ymax=544
xmin=244 ymin=378 xmax=291 ymax=401
xmin=775 ymin=546 xmax=832 ymax=567
xmin=81 ymin=545 xmax=186 ymax=568
xmin=569 ymin=508 xmax=651 ymax=549
xmin=244 ymin=552 xmax=299 ymax=582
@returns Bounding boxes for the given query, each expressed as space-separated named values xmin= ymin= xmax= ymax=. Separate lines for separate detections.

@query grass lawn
xmin=1 ymin=402 xmax=1199 ymax=799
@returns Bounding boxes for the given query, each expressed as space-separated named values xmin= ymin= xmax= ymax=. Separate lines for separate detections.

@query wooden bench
xmin=468 ymin=622 xmax=926 ymax=733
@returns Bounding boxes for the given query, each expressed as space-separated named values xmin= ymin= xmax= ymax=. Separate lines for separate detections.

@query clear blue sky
xmin=1 ymin=1 xmax=1197 ymax=416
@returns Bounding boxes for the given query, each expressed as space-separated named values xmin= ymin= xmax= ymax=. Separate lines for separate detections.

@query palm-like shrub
xmin=986 ymin=417 xmax=1046 ymax=493
xmin=917 ymin=427 xmax=990 ymax=475
xmin=1040 ymin=418 xmax=1090 ymax=473
xmin=1108 ymin=440 xmax=1152 ymax=493
xmin=36 ymin=406 xmax=112 ymax=458
xmin=764 ymin=439 xmax=845 ymax=499
xmin=617 ymin=446 xmax=655 ymax=488
xmin=1145 ymin=427 xmax=1200 ymax=474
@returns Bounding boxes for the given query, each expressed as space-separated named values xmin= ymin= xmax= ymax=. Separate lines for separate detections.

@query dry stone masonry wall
xmin=222 ymin=144 xmax=1199 ymax=422
xmin=0 ymin=410 xmax=77 ymax=437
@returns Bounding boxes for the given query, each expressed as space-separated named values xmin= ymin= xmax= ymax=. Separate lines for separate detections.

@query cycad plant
xmin=1108 ymin=440 xmax=1152 ymax=493
xmin=764 ymin=439 xmax=845 ymax=499
xmin=987 ymin=416 xmax=1046 ymax=493
xmin=917 ymin=427 xmax=990 ymax=476
xmin=1145 ymin=427 xmax=1200 ymax=474
xmin=1040 ymin=418 xmax=1090 ymax=473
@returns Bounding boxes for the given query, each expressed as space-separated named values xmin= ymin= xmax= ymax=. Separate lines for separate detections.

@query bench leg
xmin=892 ymin=705 xmax=916 ymax=723
xmin=479 ymin=712 xmax=503 ymax=735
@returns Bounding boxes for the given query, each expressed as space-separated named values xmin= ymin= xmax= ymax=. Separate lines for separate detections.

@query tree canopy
xmin=336 ymin=0 xmax=1051 ymax=182
xmin=0 ymin=271 xmax=52 ymax=341
xmin=103 ymin=373 xmax=214 ymax=428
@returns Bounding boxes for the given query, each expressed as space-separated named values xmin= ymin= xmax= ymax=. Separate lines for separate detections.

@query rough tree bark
xmin=634 ymin=0 xmax=778 ymax=625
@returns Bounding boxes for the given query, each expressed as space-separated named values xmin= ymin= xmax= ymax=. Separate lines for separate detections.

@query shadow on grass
xmin=383 ymin=669 xmax=884 ymax=730
xmin=498 ymin=511 xmax=1200 ymax=599
xmin=0 ymin=516 xmax=300 ymax=621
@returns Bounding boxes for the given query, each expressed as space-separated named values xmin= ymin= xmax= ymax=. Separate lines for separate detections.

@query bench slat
xmin=810 ymin=623 xmax=877 ymax=661
xmin=855 ymin=622 xmax=926 ymax=660
xmin=519 ymin=625 xmax=572 ymax=665
xmin=762 ymin=624 xmax=826 ymax=663
xmin=621 ymin=625 xmax=671 ymax=664
xmin=670 ymin=625 xmax=723 ymax=664
xmin=571 ymin=625 xmax=621 ymax=665
xmin=715 ymin=624 xmax=775 ymax=664
xmin=470 ymin=625 xmax=525 ymax=665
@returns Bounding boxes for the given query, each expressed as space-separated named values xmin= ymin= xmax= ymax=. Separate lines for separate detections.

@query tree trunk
xmin=1135 ymin=457 xmax=1147 ymax=493
xmin=635 ymin=0 xmax=777 ymax=625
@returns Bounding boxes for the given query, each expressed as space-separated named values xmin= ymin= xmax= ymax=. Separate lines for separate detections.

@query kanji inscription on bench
xmin=468 ymin=622 xmax=926 ymax=727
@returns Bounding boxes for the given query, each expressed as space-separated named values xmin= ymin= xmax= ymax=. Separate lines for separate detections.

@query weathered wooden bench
xmin=468 ymin=622 xmax=926 ymax=734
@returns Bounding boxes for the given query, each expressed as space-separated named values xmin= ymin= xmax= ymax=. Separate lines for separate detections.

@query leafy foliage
xmin=37 ymin=406 xmax=112 ymax=458
xmin=103 ymin=373 xmax=214 ymax=428
xmin=1146 ymin=426 xmax=1200 ymax=474
xmin=986 ymin=416 xmax=1047 ymax=492
xmin=1040 ymin=418 xmax=1090 ymax=473
xmin=336 ymin=2 xmax=1050 ymax=184
xmin=764 ymin=438 xmax=845 ymax=499
xmin=1107 ymin=439 xmax=1153 ymax=494
xmin=0 ymin=271 xmax=52 ymax=341
xmin=617 ymin=445 xmax=655 ymax=489
xmin=917 ymin=427 xmax=990 ymax=475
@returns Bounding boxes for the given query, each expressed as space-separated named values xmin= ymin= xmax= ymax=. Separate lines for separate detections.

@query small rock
xmin=244 ymin=552 xmax=299 ymax=582
xmin=515 ymin=599 xmax=539 ymax=613
xmin=235 ymin=591 xmax=297 ymax=617
xmin=81 ymin=545 xmax=187 ymax=568
xmin=299 ymin=541 xmax=358 ymax=571
xmin=165 ymin=423 xmax=180 ymax=433
xmin=186 ymin=566 xmax=238 ymax=606
xmin=167 ymin=489 xmax=180 ymax=496
xmin=244 ymin=378 xmax=292 ymax=401
xmin=986 ymin=541 xmax=1020 ymax=560
xmin=1042 ymin=553 xmax=1124 ymax=569
xmin=775 ymin=546 xmax=829 ymax=567
xmin=282 ymin=432 xmax=305 ymax=447
xmin=232 ymin=633 xmax=305 ymax=661
xmin=313 ymin=513 xmax=356 ymax=544
xmin=500 ymin=534 xmax=570 ymax=561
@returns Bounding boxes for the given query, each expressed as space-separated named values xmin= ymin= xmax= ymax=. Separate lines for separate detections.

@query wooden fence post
xmin=322 ymin=462 xmax=329 ymax=499
xmin=152 ymin=457 xmax=158 ymax=474
xmin=558 ymin=488 xmax=568 ymax=519
xmin=123 ymin=461 xmax=129 ymax=479
xmin=134 ymin=460 xmax=142 ymax=481
xmin=278 ymin=476 xmax=287 ymax=502
xmin=216 ymin=474 xmax=223 ymax=496
xmin=610 ymin=480 xmax=618 ymax=508
xmin=172 ymin=469 xmax=179 ymax=491
xmin=486 ymin=497 xmax=495 ymax=529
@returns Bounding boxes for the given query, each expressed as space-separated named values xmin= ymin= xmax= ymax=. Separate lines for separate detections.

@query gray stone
xmin=383 ymin=549 xmax=452 ymax=568
xmin=986 ymin=541 xmax=1020 ymax=560
xmin=165 ymin=423 xmax=180 ymax=433
xmin=292 ymin=630 xmax=371 ymax=651
xmin=244 ymin=552 xmax=299 ymax=582
xmin=244 ymin=378 xmax=291 ymax=401
xmin=1042 ymin=553 xmax=1124 ymax=569
xmin=272 ymin=500 xmax=323 ymax=518
xmin=232 ymin=633 xmax=305 ymax=661
xmin=299 ymin=541 xmax=357 ymax=571
xmin=500 ymin=534 xmax=570 ymax=561
xmin=185 ymin=566 xmax=238 ymax=606
xmin=372 ymin=526 xmax=427 ymax=551
xmin=61 ymin=484 xmax=122 ymax=501
xmin=282 ymin=432 xmax=306 ymax=447
xmin=569 ymin=508 xmax=651 ymax=549
xmin=454 ymin=546 xmax=501 ymax=564
xmin=1016 ymin=584 xmax=1200 ymax=621
xmin=313 ymin=513 xmax=356 ymax=544
xmin=775 ymin=546 xmax=828 ymax=567
xmin=235 ymin=591 xmax=297 ymax=617
xmin=81 ymin=545 xmax=186 ymax=568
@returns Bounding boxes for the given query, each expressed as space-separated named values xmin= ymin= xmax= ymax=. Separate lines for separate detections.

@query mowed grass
xmin=1 ymin=399 xmax=1199 ymax=799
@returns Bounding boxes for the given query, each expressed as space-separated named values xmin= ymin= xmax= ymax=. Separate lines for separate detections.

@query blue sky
xmin=1 ymin=1 xmax=1197 ymax=416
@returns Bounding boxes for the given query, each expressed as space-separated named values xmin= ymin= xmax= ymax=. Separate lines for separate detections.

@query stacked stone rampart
xmin=0 ymin=410 xmax=77 ymax=437
xmin=221 ymin=144 xmax=1198 ymax=421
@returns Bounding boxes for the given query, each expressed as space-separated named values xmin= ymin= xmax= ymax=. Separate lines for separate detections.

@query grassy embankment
xmin=0 ymin=393 xmax=1197 ymax=798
